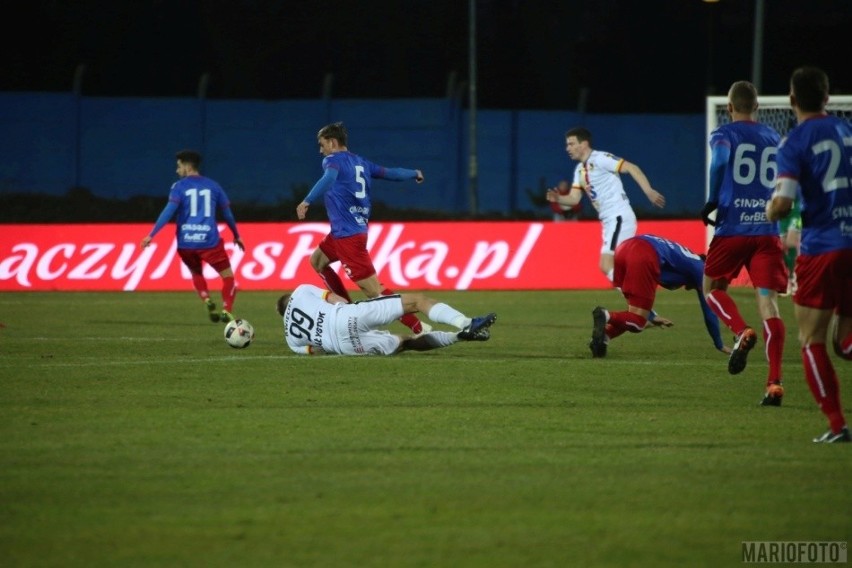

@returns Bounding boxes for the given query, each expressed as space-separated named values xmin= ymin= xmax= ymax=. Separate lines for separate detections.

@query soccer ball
xmin=224 ymin=318 xmax=255 ymax=349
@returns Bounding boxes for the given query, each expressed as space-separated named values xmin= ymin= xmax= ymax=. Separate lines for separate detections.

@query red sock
xmin=191 ymin=274 xmax=209 ymax=300
xmin=320 ymin=267 xmax=352 ymax=302
xmin=382 ymin=287 xmax=423 ymax=333
xmin=605 ymin=311 xmax=646 ymax=340
xmin=763 ymin=317 xmax=785 ymax=384
xmin=222 ymin=276 xmax=236 ymax=312
xmin=801 ymin=343 xmax=847 ymax=433
xmin=706 ymin=290 xmax=748 ymax=335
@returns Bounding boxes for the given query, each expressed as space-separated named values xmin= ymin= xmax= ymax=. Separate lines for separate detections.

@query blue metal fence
xmin=0 ymin=92 xmax=705 ymax=216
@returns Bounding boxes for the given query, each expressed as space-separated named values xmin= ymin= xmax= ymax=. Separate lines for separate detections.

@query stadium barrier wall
xmin=0 ymin=221 xmax=705 ymax=292
xmin=0 ymin=93 xmax=706 ymax=216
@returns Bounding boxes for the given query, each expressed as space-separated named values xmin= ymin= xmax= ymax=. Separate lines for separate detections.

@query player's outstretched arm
xmin=296 ymin=201 xmax=310 ymax=220
xmin=382 ymin=167 xmax=423 ymax=183
xmin=621 ymin=161 xmax=665 ymax=208
xmin=697 ymin=290 xmax=729 ymax=353
xmin=221 ymin=207 xmax=243 ymax=249
xmin=546 ymin=186 xmax=582 ymax=206
xmin=141 ymin=201 xmax=179 ymax=248
xmin=297 ymin=168 xmax=338 ymax=220
xmin=704 ymin=143 xmax=728 ymax=225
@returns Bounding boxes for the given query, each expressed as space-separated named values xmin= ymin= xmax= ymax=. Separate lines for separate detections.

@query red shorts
xmin=794 ymin=250 xmax=852 ymax=314
xmin=178 ymin=240 xmax=231 ymax=274
xmin=319 ymin=233 xmax=376 ymax=282
xmin=704 ymin=235 xmax=787 ymax=291
xmin=613 ymin=238 xmax=660 ymax=311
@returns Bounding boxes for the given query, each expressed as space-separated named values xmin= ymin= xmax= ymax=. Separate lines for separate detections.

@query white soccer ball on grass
xmin=224 ymin=319 xmax=255 ymax=349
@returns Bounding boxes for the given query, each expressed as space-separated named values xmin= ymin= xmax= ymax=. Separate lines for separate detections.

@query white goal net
xmin=705 ymin=94 xmax=852 ymax=201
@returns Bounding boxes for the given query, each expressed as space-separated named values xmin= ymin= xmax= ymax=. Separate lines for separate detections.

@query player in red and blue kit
xmin=700 ymin=81 xmax=788 ymax=406
xmin=766 ymin=67 xmax=852 ymax=443
xmin=588 ymin=234 xmax=726 ymax=358
xmin=296 ymin=122 xmax=430 ymax=335
xmin=141 ymin=149 xmax=244 ymax=323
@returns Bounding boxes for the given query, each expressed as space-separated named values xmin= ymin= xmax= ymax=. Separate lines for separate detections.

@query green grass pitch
xmin=1 ymin=288 xmax=849 ymax=567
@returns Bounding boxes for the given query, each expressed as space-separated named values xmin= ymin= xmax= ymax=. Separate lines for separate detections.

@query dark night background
xmin=3 ymin=0 xmax=850 ymax=113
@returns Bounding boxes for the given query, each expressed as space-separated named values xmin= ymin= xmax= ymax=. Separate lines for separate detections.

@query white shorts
xmin=600 ymin=211 xmax=637 ymax=255
xmin=333 ymin=295 xmax=405 ymax=356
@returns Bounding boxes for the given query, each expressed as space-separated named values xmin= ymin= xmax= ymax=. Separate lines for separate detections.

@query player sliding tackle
xmin=277 ymin=284 xmax=497 ymax=356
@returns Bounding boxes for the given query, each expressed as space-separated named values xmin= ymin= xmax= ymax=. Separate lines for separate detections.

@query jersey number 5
xmin=354 ymin=166 xmax=367 ymax=198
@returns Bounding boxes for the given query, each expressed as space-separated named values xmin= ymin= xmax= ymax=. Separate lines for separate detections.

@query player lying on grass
xmin=276 ymin=284 xmax=497 ymax=356
xmin=589 ymin=234 xmax=728 ymax=359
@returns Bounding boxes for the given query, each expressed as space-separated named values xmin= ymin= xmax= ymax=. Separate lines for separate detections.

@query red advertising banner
xmin=0 ymin=221 xmax=706 ymax=291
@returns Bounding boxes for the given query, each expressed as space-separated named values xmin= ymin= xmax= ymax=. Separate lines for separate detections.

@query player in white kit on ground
xmin=277 ymin=284 xmax=497 ymax=356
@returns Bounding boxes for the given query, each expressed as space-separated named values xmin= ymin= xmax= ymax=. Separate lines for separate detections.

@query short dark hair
xmin=565 ymin=127 xmax=592 ymax=144
xmin=275 ymin=294 xmax=291 ymax=317
xmin=728 ymin=80 xmax=758 ymax=114
xmin=175 ymin=149 xmax=202 ymax=169
xmin=318 ymin=122 xmax=348 ymax=146
xmin=790 ymin=66 xmax=829 ymax=113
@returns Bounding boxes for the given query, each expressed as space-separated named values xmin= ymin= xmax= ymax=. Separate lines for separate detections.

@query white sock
xmin=606 ymin=268 xmax=614 ymax=282
xmin=428 ymin=331 xmax=459 ymax=347
xmin=427 ymin=303 xmax=471 ymax=330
